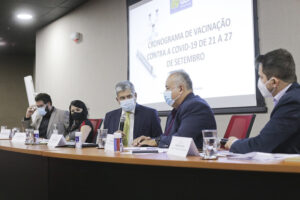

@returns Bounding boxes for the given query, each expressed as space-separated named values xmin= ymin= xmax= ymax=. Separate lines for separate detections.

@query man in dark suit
xmin=103 ymin=81 xmax=162 ymax=146
xmin=133 ymin=70 xmax=216 ymax=148
xmin=225 ymin=48 xmax=300 ymax=153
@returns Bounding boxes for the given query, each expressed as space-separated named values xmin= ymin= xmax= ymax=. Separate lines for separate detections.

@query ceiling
xmin=0 ymin=0 xmax=89 ymax=55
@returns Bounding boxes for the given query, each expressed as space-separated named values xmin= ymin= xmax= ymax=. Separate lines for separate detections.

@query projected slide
xmin=129 ymin=0 xmax=257 ymax=111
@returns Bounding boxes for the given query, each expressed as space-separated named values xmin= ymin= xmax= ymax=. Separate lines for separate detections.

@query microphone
xmin=119 ymin=113 xmax=126 ymax=131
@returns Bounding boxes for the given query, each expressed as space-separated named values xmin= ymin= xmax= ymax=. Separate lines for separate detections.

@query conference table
xmin=0 ymin=140 xmax=300 ymax=200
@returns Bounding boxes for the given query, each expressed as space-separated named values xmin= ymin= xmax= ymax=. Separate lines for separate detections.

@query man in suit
xmin=103 ymin=81 xmax=162 ymax=146
xmin=225 ymin=48 xmax=300 ymax=153
xmin=133 ymin=70 xmax=216 ymax=148
xmin=22 ymin=93 xmax=69 ymax=138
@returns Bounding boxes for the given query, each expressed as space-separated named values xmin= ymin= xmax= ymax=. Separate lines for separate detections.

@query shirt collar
xmin=121 ymin=104 xmax=136 ymax=115
xmin=273 ymin=83 xmax=292 ymax=105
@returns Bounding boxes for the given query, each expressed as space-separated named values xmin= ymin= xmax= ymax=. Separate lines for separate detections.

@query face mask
xmin=37 ymin=106 xmax=47 ymax=116
xmin=257 ymin=78 xmax=275 ymax=98
xmin=163 ymin=89 xmax=181 ymax=107
xmin=72 ymin=112 xmax=84 ymax=120
xmin=120 ymin=98 xmax=136 ymax=112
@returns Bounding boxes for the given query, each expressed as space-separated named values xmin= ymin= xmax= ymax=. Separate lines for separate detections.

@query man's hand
xmin=225 ymin=136 xmax=238 ymax=150
xmin=26 ymin=106 xmax=36 ymax=118
xmin=133 ymin=136 xmax=151 ymax=146
xmin=137 ymin=139 xmax=157 ymax=147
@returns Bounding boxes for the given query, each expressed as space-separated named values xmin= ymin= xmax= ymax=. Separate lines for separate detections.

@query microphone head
xmin=120 ymin=113 xmax=126 ymax=122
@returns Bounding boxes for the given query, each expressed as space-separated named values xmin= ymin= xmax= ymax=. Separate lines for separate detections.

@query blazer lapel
xmin=115 ymin=108 xmax=122 ymax=131
xmin=47 ymin=108 xmax=57 ymax=137
xmin=133 ymin=104 xmax=141 ymax=138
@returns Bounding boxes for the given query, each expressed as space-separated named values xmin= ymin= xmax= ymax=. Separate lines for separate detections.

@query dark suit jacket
xmin=159 ymin=93 xmax=217 ymax=148
xmin=230 ymin=82 xmax=300 ymax=154
xmin=104 ymin=103 xmax=162 ymax=139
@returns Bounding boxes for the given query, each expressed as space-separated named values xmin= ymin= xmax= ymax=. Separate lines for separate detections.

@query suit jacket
xmin=230 ymin=82 xmax=300 ymax=154
xmin=22 ymin=107 xmax=69 ymax=139
xmin=103 ymin=103 xmax=162 ymax=139
xmin=159 ymin=93 xmax=217 ymax=148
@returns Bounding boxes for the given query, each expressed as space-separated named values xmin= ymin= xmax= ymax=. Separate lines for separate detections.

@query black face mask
xmin=71 ymin=112 xmax=84 ymax=120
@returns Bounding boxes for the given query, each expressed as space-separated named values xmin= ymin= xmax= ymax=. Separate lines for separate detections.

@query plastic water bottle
xmin=34 ymin=130 xmax=39 ymax=144
xmin=75 ymin=132 xmax=82 ymax=149
xmin=53 ymin=123 xmax=58 ymax=135
xmin=114 ymin=132 xmax=123 ymax=152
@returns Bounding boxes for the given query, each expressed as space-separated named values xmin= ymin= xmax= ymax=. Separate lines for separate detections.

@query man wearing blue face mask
xmin=103 ymin=81 xmax=162 ymax=146
xmin=133 ymin=70 xmax=216 ymax=148
xmin=225 ymin=49 xmax=300 ymax=153
xmin=22 ymin=93 xmax=69 ymax=138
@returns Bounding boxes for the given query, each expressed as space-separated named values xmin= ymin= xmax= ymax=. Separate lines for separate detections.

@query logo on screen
xmin=170 ymin=0 xmax=192 ymax=14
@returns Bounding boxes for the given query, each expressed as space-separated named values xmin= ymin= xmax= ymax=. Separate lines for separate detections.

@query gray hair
xmin=169 ymin=70 xmax=193 ymax=90
xmin=115 ymin=80 xmax=136 ymax=96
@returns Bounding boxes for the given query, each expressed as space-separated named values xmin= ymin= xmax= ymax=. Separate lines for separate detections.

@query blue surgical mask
xmin=120 ymin=98 xmax=136 ymax=112
xmin=163 ymin=89 xmax=181 ymax=107
xmin=163 ymin=90 xmax=175 ymax=106
xmin=37 ymin=106 xmax=47 ymax=116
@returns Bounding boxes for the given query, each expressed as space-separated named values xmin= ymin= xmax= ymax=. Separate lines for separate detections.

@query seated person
xmin=225 ymin=49 xmax=300 ymax=154
xmin=65 ymin=100 xmax=94 ymax=143
xmin=22 ymin=93 xmax=69 ymax=138
xmin=133 ymin=70 xmax=217 ymax=148
xmin=104 ymin=81 xmax=162 ymax=146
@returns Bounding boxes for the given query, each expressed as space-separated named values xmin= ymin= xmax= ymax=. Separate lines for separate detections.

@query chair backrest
xmin=88 ymin=118 xmax=103 ymax=143
xmin=223 ymin=114 xmax=256 ymax=139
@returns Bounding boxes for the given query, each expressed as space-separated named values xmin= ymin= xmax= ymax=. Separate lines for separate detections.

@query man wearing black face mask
xmin=22 ymin=93 xmax=69 ymax=138
xmin=225 ymin=49 xmax=300 ymax=154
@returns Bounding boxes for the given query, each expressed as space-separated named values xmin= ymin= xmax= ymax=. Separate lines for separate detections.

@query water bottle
xmin=75 ymin=132 xmax=82 ymax=149
xmin=34 ymin=130 xmax=39 ymax=144
xmin=114 ymin=132 xmax=123 ymax=152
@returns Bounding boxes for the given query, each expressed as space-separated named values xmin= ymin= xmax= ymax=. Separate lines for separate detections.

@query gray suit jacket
xmin=22 ymin=107 xmax=69 ymax=139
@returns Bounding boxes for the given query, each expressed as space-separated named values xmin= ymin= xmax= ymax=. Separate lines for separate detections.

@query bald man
xmin=133 ymin=70 xmax=216 ymax=148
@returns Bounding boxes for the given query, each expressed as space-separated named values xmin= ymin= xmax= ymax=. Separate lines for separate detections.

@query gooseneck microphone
xmin=119 ymin=114 xmax=126 ymax=131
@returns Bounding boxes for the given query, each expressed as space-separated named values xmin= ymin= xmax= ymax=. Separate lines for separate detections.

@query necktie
xmin=123 ymin=112 xmax=130 ymax=146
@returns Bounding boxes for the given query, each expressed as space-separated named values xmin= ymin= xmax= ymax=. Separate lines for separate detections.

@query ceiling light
xmin=0 ymin=41 xmax=7 ymax=46
xmin=17 ymin=13 xmax=33 ymax=20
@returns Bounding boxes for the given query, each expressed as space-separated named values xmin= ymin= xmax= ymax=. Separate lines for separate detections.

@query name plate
xmin=167 ymin=136 xmax=199 ymax=157
xmin=48 ymin=134 xmax=67 ymax=147
xmin=104 ymin=134 xmax=115 ymax=152
xmin=12 ymin=132 xmax=26 ymax=143
xmin=0 ymin=130 xmax=11 ymax=139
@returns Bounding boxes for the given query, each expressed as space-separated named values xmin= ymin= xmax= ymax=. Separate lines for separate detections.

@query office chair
xmin=88 ymin=118 xmax=103 ymax=143
xmin=221 ymin=114 xmax=256 ymax=146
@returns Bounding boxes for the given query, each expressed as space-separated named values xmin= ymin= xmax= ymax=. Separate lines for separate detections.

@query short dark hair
xmin=35 ymin=93 xmax=52 ymax=105
xmin=256 ymin=48 xmax=297 ymax=82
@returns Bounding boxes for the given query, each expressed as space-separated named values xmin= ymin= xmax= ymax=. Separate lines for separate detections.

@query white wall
xmin=36 ymin=0 xmax=300 ymax=137
xmin=36 ymin=0 xmax=127 ymax=118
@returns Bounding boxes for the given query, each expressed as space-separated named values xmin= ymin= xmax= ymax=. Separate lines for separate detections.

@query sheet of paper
xmin=227 ymin=152 xmax=300 ymax=161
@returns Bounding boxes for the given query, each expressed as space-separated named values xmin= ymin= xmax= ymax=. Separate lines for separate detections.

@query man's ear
xmin=134 ymin=93 xmax=137 ymax=99
xmin=179 ymin=85 xmax=184 ymax=92
xmin=272 ymin=77 xmax=279 ymax=87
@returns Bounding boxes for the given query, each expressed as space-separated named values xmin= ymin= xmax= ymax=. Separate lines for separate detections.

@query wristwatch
xmin=154 ymin=136 xmax=161 ymax=146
